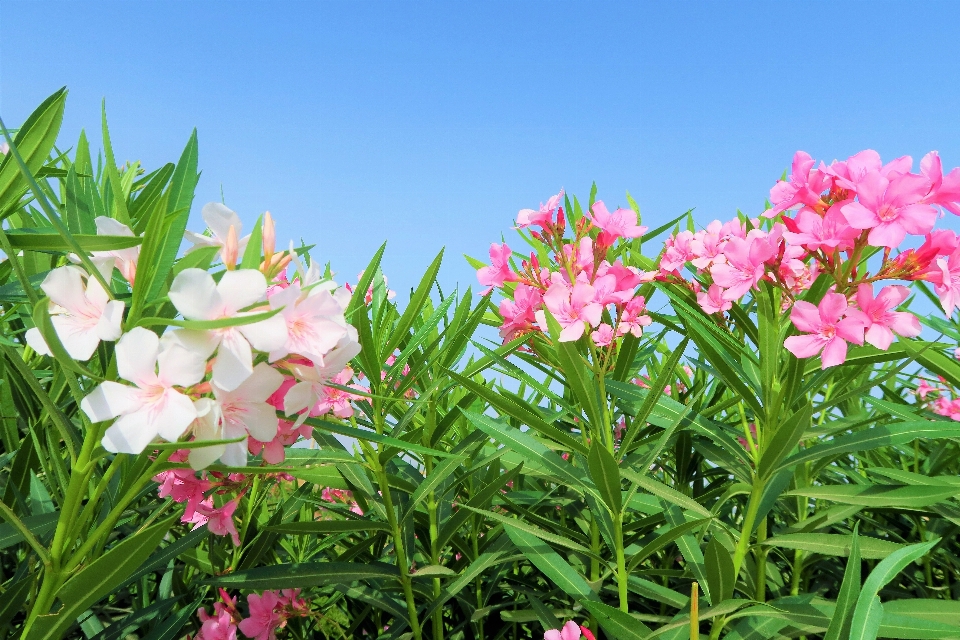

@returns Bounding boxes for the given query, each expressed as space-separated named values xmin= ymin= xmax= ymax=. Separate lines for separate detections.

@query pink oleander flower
xmin=921 ymin=151 xmax=960 ymax=215
xmin=156 ymin=468 xmax=212 ymax=521
xmin=477 ymin=243 xmax=520 ymax=291
xmin=916 ymin=379 xmax=936 ymax=399
xmin=784 ymin=293 xmax=869 ymax=368
xmin=689 ymin=221 xmax=727 ymax=269
xmin=710 ymin=236 xmax=775 ymax=301
xmin=592 ymin=323 xmax=614 ymax=346
xmin=927 ymin=247 xmax=960 ymax=316
xmin=267 ymin=282 xmax=349 ymax=363
xmin=517 ymin=189 xmax=564 ymax=228
xmin=498 ymin=283 xmax=543 ymax=340
xmin=204 ymin=499 xmax=241 ymax=546
xmin=198 ymin=607 xmax=239 ymax=640
xmin=168 ymin=269 xmax=288 ymax=392
xmin=86 ymin=216 xmax=140 ymax=285
xmin=617 ymin=296 xmax=651 ymax=337
xmin=239 ymin=591 xmax=284 ymax=640
xmin=696 ymin=284 xmax=732 ymax=314
xmin=535 ymin=281 xmax=602 ymax=342
xmin=841 ymin=170 xmax=938 ymax=248
xmin=782 ymin=205 xmax=859 ymax=253
xmin=184 ymin=202 xmax=252 ymax=259
xmin=544 ymin=621 xmax=582 ymax=640
xmin=855 ymin=284 xmax=921 ymax=349
xmin=313 ymin=367 xmax=365 ymax=419
xmin=590 ymin=200 xmax=647 ymax=245
xmin=81 ymin=327 xmax=205 ymax=454
xmin=660 ymin=230 xmax=695 ymax=272
xmin=24 ymin=265 xmax=125 ymax=361
xmin=764 ymin=151 xmax=832 ymax=217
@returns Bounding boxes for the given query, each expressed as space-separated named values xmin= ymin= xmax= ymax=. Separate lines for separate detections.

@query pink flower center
xmin=821 ymin=324 xmax=836 ymax=339
xmin=877 ymin=204 xmax=899 ymax=222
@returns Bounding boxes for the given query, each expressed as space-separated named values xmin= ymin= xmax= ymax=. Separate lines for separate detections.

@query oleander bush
xmin=2 ymin=88 xmax=960 ymax=640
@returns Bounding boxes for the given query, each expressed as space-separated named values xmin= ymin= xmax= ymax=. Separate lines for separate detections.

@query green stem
xmin=614 ymin=512 xmax=629 ymax=612
xmin=755 ymin=517 xmax=768 ymax=602
xmin=426 ymin=456 xmax=443 ymax=640
xmin=0 ymin=499 xmax=50 ymax=563
xmin=376 ymin=463 xmax=422 ymax=640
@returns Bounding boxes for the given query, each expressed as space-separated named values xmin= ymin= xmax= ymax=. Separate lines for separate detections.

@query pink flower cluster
xmin=478 ymin=192 xmax=653 ymax=348
xmin=193 ymin=588 xmax=310 ymax=640
xmin=914 ymin=375 xmax=960 ymax=421
xmin=544 ymin=621 xmax=596 ymax=640
xmin=661 ymin=150 xmax=960 ymax=367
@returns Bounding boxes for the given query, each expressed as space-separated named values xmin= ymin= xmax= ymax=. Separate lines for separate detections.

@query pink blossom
xmin=155 ymin=469 xmax=211 ymax=521
xmin=921 ymin=151 xmax=960 ymax=215
xmin=517 ymin=189 xmax=564 ymax=228
xmin=927 ymin=247 xmax=960 ymax=316
xmin=916 ymin=380 xmax=936 ymax=399
xmin=544 ymin=621 xmax=581 ymax=640
xmin=535 ymin=281 xmax=602 ymax=342
xmin=313 ymin=367 xmax=364 ymax=419
xmin=477 ymin=243 xmax=520 ymax=291
xmin=689 ymin=221 xmax=727 ymax=269
xmin=617 ymin=296 xmax=651 ymax=337
xmin=841 ymin=171 xmax=938 ymax=248
xmin=204 ymin=499 xmax=241 ymax=546
xmin=855 ymin=284 xmax=921 ymax=350
xmin=592 ymin=323 xmax=614 ymax=346
xmin=782 ymin=205 xmax=859 ymax=253
xmin=660 ymin=230 xmax=695 ymax=272
xmin=239 ymin=591 xmax=284 ymax=640
xmin=197 ymin=607 xmax=238 ymax=640
xmin=710 ymin=236 xmax=774 ymax=301
xmin=498 ymin=284 xmax=544 ymax=339
xmin=696 ymin=284 xmax=732 ymax=314
xmin=590 ymin=200 xmax=647 ymax=245
xmin=784 ymin=293 xmax=869 ymax=368
xmin=764 ymin=151 xmax=831 ymax=217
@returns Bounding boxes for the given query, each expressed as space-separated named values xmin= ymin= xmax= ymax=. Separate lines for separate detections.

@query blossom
xmin=841 ymin=171 xmax=938 ymax=247
xmin=764 ymin=151 xmax=831 ymax=217
xmin=517 ymin=189 xmax=563 ymax=228
xmin=617 ymin=296 xmax=651 ymax=337
xmin=238 ymin=591 xmax=284 ymax=640
xmin=926 ymin=247 xmax=960 ymax=315
xmin=689 ymin=221 xmax=727 ymax=269
xmin=498 ymin=284 xmax=543 ymax=340
xmin=921 ymin=150 xmax=960 ymax=215
xmin=535 ymin=281 xmax=602 ymax=342
xmin=156 ymin=467 xmax=211 ymax=520
xmin=855 ymin=284 xmax=921 ymax=349
xmin=72 ymin=216 xmax=140 ymax=285
xmin=592 ymin=323 xmax=614 ymax=346
xmin=660 ymin=230 xmax=695 ymax=272
xmin=544 ymin=621 xmax=582 ymax=640
xmin=784 ymin=293 xmax=869 ymax=368
xmin=696 ymin=284 xmax=732 ymax=314
xmin=710 ymin=236 xmax=774 ymax=300
xmin=477 ymin=243 xmax=520 ymax=290
xmin=168 ymin=268 xmax=287 ymax=391
xmin=782 ymin=205 xmax=859 ymax=253
xmin=25 ymin=266 xmax=124 ymax=361
xmin=184 ymin=202 xmax=252 ymax=260
xmin=82 ymin=327 xmax=205 ymax=453
xmin=590 ymin=200 xmax=647 ymax=244
xmin=197 ymin=606 xmax=239 ymax=640
xmin=267 ymin=282 xmax=349 ymax=363
xmin=312 ymin=367 xmax=364 ymax=419
xmin=205 ymin=499 xmax=241 ymax=546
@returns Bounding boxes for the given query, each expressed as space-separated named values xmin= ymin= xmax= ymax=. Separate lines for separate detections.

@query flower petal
xmin=201 ymin=202 xmax=243 ymax=240
xmin=784 ymin=334 xmax=826 ymax=359
xmin=101 ymin=408 xmax=160 ymax=453
xmin=154 ymin=389 xmax=199 ymax=442
xmin=157 ymin=343 xmax=206 ymax=388
xmin=25 ymin=328 xmax=51 ymax=356
xmin=116 ymin=327 xmax=161 ymax=387
xmin=820 ymin=337 xmax=848 ymax=368
xmin=212 ymin=329 xmax=254 ymax=391
xmin=169 ymin=269 xmax=224 ymax=321
xmin=95 ymin=300 xmax=125 ymax=342
xmin=81 ymin=381 xmax=142 ymax=422
xmin=217 ymin=269 xmax=268 ymax=313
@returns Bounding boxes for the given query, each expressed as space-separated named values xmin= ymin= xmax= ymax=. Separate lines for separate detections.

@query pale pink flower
xmin=841 ymin=171 xmax=938 ymax=248
xmin=784 ymin=293 xmax=869 ymax=368
xmin=782 ymin=205 xmax=859 ymax=252
xmin=660 ymin=230 xmax=695 ymax=272
xmin=544 ymin=621 xmax=581 ymax=640
xmin=168 ymin=268 xmax=288 ymax=391
xmin=239 ymin=591 xmax=284 ymax=640
xmin=498 ymin=284 xmax=543 ymax=340
xmin=855 ymin=284 xmax=921 ymax=350
xmin=710 ymin=236 xmax=774 ymax=301
xmin=592 ymin=323 xmax=614 ymax=346
xmin=617 ymin=296 xmax=651 ymax=337
xmin=696 ymin=284 xmax=732 ymax=314
xmin=84 ymin=216 xmax=139 ymax=285
xmin=535 ymin=281 xmax=602 ymax=342
xmin=764 ymin=151 xmax=831 ymax=217
xmin=313 ymin=367 xmax=364 ymax=419
xmin=590 ymin=200 xmax=647 ymax=244
xmin=689 ymin=221 xmax=727 ymax=269
xmin=25 ymin=266 xmax=124 ymax=361
xmin=184 ymin=203 xmax=252 ymax=259
xmin=82 ymin=328 xmax=205 ymax=453
xmin=477 ymin=243 xmax=520 ymax=290
xmin=926 ymin=247 xmax=960 ymax=316
xmin=517 ymin=189 xmax=564 ymax=228
xmin=205 ymin=499 xmax=241 ymax=546
xmin=267 ymin=282 xmax=348 ymax=363
xmin=921 ymin=151 xmax=960 ymax=215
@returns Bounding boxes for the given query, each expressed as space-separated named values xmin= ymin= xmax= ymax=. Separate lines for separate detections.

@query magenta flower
xmin=696 ymin=284 xmax=732 ymax=314
xmin=590 ymin=200 xmax=647 ymax=244
xmin=927 ymin=247 xmax=960 ymax=315
xmin=477 ymin=243 xmax=520 ymax=291
xmin=784 ymin=293 xmax=869 ymax=368
xmin=921 ymin=150 xmax=960 ymax=215
xmin=592 ymin=323 xmax=614 ymax=346
xmin=535 ymin=281 xmax=602 ymax=342
xmin=205 ymin=499 xmax=241 ymax=546
xmin=782 ymin=205 xmax=859 ymax=253
xmin=855 ymin=284 xmax=921 ymax=349
xmin=841 ymin=171 xmax=938 ymax=248
xmin=764 ymin=151 xmax=831 ymax=217
xmin=239 ymin=591 xmax=284 ymax=640
xmin=710 ymin=236 xmax=774 ymax=301
xmin=197 ymin=607 xmax=238 ymax=640
xmin=544 ymin=621 xmax=582 ymax=640
xmin=498 ymin=284 xmax=543 ymax=340
xmin=517 ymin=189 xmax=564 ymax=228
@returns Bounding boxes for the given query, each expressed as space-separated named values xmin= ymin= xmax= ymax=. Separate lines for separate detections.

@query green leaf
xmin=588 ymin=440 xmax=622 ymax=514
xmin=384 ymin=249 xmax=443 ymax=357
xmin=209 ymin=562 xmax=400 ymax=589
xmin=136 ymin=306 xmax=282 ymax=331
xmin=883 ymin=600 xmax=960 ymax=625
xmin=620 ymin=467 xmax=712 ymax=518
xmin=627 ymin=517 xmax=711 ymax=573
xmin=704 ymin=535 xmax=735 ymax=605
xmin=0 ymin=575 xmax=34 ymax=628
xmin=824 ymin=527 xmax=861 ymax=640
xmin=543 ymin=311 xmax=605 ymax=429
xmin=140 ymin=598 xmax=204 ymax=640
xmin=420 ymin=551 xmax=509 ymax=622
xmin=25 ymin=517 xmax=175 ymax=640
xmin=265 ymin=520 xmax=391 ymax=534
xmin=785 ymin=484 xmax=957 ymax=509
xmin=101 ymin=101 xmax=131 ymax=225
xmin=307 ymin=419 xmax=465 ymax=460
xmin=758 ymin=402 xmax=812 ymax=478
xmin=580 ymin=600 xmax=652 ymax=640
xmin=502 ymin=522 xmax=598 ymax=601
xmin=240 ymin=214 xmax=264 ymax=269
xmin=762 ymin=532 xmax=903 ymax=560
xmin=4 ymin=231 xmax=140 ymax=252
xmin=0 ymin=510 xmax=57 ymax=550
xmin=850 ymin=538 xmax=940 ymax=640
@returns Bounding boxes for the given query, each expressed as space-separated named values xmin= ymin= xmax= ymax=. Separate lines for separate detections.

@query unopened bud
xmin=222 ymin=224 xmax=239 ymax=270
xmin=262 ymin=211 xmax=276 ymax=265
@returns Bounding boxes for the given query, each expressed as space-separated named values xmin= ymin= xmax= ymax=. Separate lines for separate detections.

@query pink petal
xmin=820 ymin=337 xmax=848 ymax=368
xmin=896 ymin=203 xmax=938 ymax=236
xmin=867 ymin=222 xmax=906 ymax=248
xmin=841 ymin=202 xmax=880 ymax=230
xmin=817 ymin=293 xmax=848 ymax=325
xmin=865 ymin=324 xmax=894 ymax=350
xmin=784 ymin=334 xmax=826 ymax=359
xmin=887 ymin=311 xmax=921 ymax=337
xmin=789 ymin=301 xmax=822 ymax=333
xmin=558 ymin=322 xmax=586 ymax=342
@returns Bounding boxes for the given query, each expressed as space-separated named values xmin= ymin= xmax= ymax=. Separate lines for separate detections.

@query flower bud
xmin=262 ymin=211 xmax=276 ymax=265
xmin=222 ymin=224 xmax=239 ymax=270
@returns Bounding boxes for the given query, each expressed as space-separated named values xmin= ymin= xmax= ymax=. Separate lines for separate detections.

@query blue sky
xmin=2 ymin=1 xmax=960 ymax=296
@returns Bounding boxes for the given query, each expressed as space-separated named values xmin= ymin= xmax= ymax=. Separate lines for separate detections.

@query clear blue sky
xmin=2 ymin=1 xmax=960 ymax=296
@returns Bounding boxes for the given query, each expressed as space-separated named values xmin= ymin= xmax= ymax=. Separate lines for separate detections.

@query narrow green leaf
xmin=580 ymin=600 xmax=652 ymax=640
xmin=758 ymin=402 xmax=812 ymax=478
xmin=265 ymin=520 xmax=391 ymax=534
xmin=209 ymin=562 xmax=399 ymax=589
xmin=503 ymin=523 xmax=598 ymax=601
xmin=824 ymin=527 xmax=861 ymax=640
xmin=785 ymin=484 xmax=957 ymax=509
xmin=588 ymin=440 xmax=622 ymax=514
xmin=705 ymin=535 xmax=735 ymax=605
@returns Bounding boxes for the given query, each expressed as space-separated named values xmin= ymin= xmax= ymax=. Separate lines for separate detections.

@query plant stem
xmin=376 ymin=463 xmax=422 ymax=640
xmin=613 ymin=512 xmax=629 ymax=612
xmin=426 ymin=456 xmax=443 ymax=640
xmin=754 ymin=516 xmax=768 ymax=602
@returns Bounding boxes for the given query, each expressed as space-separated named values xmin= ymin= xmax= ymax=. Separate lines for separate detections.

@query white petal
xmin=233 ymin=362 xmax=284 ymax=402
xmin=169 ymin=269 xmax=224 ymax=320
xmin=85 ymin=274 xmax=111 ymax=310
xmin=315 ymin=336 xmax=361 ymax=381
xmin=51 ymin=315 xmax=100 ymax=361
xmin=25 ymin=328 xmax=51 ymax=356
xmin=238 ymin=401 xmax=279 ymax=442
xmin=189 ymin=443 xmax=226 ymax=470
xmin=154 ymin=389 xmax=199 ymax=442
xmin=40 ymin=266 xmax=87 ymax=313
xmin=157 ymin=344 xmax=206 ymax=388
xmin=217 ymin=269 xmax=267 ymax=312
xmin=220 ymin=441 xmax=248 ymax=467
xmin=238 ymin=313 xmax=288 ymax=353
xmin=183 ymin=230 xmax=220 ymax=252
xmin=96 ymin=300 xmax=125 ymax=341
xmin=284 ymin=381 xmax=316 ymax=415
xmin=201 ymin=202 xmax=243 ymax=240
xmin=212 ymin=329 xmax=253 ymax=391
xmin=101 ymin=409 xmax=158 ymax=453
xmin=94 ymin=216 xmax=134 ymax=237
xmin=81 ymin=381 xmax=142 ymax=422
xmin=116 ymin=327 xmax=160 ymax=387
xmin=160 ymin=329 xmax=219 ymax=360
